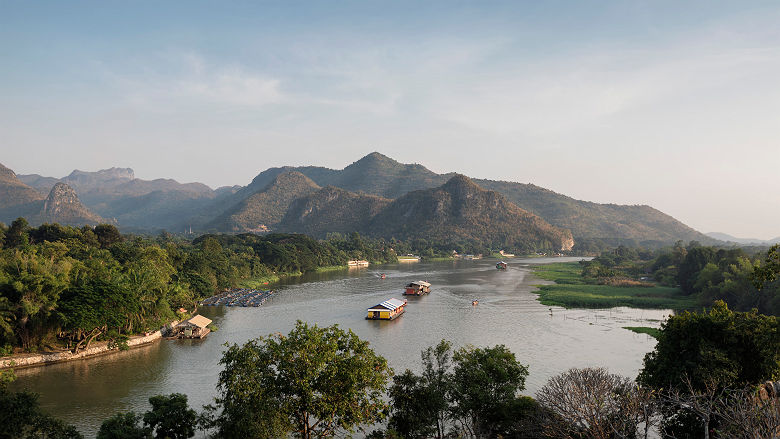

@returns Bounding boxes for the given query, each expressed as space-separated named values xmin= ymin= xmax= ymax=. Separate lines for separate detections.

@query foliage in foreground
xmin=639 ymin=300 xmax=780 ymax=437
xmin=205 ymin=321 xmax=391 ymax=439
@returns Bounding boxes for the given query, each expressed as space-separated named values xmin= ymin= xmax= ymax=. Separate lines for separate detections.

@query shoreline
xmin=0 ymin=321 xmax=178 ymax=370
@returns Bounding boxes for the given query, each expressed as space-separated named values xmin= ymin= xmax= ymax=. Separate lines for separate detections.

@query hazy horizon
xmin=3 ymin=1 xmax=779 ymax=239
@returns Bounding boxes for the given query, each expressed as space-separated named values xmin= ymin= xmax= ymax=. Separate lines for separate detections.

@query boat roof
xmin=408 ymin=281 xmax=431 ymax=287
xmin=367 ymin=298 xmax=406 ymax=311
xmin=184 ymin=315 xmax=212 ymax=328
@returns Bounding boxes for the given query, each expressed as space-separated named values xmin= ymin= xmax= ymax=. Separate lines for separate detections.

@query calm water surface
xmin=13 ymin=258 xmax=669 ymax=436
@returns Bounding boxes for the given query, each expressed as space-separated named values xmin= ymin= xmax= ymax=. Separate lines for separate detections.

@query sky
xmin=1 ymin=1 xmax=779 ymax=239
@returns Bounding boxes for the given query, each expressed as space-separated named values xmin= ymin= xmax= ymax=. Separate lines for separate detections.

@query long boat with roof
xmin=403 ymin=280 xmax=431 ymax=296
xmin=366 ymin=298 xmax=407 ymax=320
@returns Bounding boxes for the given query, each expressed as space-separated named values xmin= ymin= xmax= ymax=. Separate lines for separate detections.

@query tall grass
xmin=532 ymin=262 xmax=696 ymax=310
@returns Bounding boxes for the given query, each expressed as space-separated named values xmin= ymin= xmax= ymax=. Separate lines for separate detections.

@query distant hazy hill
xmin=280 ymin=186 xmax=391 ymax=237
xmin=234 ymin=152 xmax=710 ymax=245
xmin=706 ymin=232 xmax=780 ymax=245
xmin=0 ymin=163 xmax=105 ymax=226
xmin=208 ymin=172 xmax=321 ymax=232
xmin=0 ymin=162 xmax=47 ymax=222
xmin=18 ymin=167 xmax=220 ymax=230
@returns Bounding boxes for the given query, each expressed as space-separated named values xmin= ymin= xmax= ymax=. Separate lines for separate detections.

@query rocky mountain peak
xmin=441 ymin=174 xmax=481 ymax=198
xmin=0 ymin=162 xmax=17 ymax=181
xmin=43 ymin=183 xmax=83 ymax=212
xmin=39 ymin=183 xmax=104 ymax=225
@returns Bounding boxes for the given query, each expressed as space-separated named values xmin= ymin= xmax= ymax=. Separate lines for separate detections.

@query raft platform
xmin=201 ymin=288 xmax=274 ymax=307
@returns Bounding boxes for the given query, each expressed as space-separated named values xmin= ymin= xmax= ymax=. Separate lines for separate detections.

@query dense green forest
xmin=0 ymin=219 xmax=397 ymax=354
xmin=577 ymin=241 xmax=780 ymax=315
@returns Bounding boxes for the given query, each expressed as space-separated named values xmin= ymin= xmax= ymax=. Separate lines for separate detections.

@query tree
xmin=714 ymin=384 xmax=780 ymax=438
xmin=388 ymin=370 xmax=437 ymax=438
xmin=420 ymin=340 xmax=452 ymax=438
xmin=638 ymin=301 xmax=780 ymax=437
xmin=0 ymin=373 xmax=83 ymax=439
xmin=5 ymin=217 xmax=30 ymax=248
xmin=536 ymin=367 xmax=656 ymax=439
xmin=678 ymin=247 xmax=717 ymax=294
xmin=754 ymin=244 xmax=780 ymax=290
xmin=58 ymin=280 xmax=140 ymax=353
xmin=388 ymin=341 xmax=452 ymax=439
xmin=94 ymin=224 xmax=122 ymax=249
xmin=0 ymin=247 xmax=71 ymax=349
xmin=142 ymin=393 xmax=197 ymax=439
xmin=211 ymin=321 xmax=391 ymax=439
xmin=97 ymin=412 xmax=150 ymax=439
xmin=449 ymin=344 xmax=529 ymax=438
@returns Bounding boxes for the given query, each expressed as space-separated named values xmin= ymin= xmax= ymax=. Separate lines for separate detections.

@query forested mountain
xmin=279 ymin=175 xmax=574 ymax=252
xmin=234 ymin=152 xmax=711 ymax=246
xmin=280 ymin=186 xmax=392 ymax=237
xmin=4 ymin=153 xmax=716 ymax=248
xmin=475 ymin=179 xmax=710 ymax=245
xmin=207 ymin=171 xmax=321 ymax=232
xmin=368 ymin=175 xmax=574 ymax=251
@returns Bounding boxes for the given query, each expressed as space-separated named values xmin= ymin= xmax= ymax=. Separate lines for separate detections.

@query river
xmin=12 ymin=257 xmax=669 ymax=437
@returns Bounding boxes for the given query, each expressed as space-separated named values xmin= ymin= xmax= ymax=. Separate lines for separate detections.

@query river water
xmin=12 ymin=258 xmax=669 ymax=437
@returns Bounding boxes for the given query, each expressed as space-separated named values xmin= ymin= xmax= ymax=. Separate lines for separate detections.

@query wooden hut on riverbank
xmin=171 ymin=315 xmax=212 ymax=339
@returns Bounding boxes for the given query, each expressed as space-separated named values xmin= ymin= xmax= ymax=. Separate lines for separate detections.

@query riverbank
xmin=531 ymin=262 xmax=697 ymax=310
xmin=0 ymin=321 xmax=178 ymax=370
xmin=239 ymin=265 xmax=353 ymax=288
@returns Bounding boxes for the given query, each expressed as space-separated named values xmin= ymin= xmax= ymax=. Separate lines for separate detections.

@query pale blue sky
xmin=2 ymin=1 xmax=779 ymax=238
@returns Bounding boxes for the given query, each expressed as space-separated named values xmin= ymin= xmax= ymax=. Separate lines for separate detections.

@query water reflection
xmin=13 ymin=258 xmax=667 ymax=437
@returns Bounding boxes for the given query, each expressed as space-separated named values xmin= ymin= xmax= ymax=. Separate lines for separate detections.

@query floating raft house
xmin=201 ymin=288 xmax=274 ymax=307
xmin=366 ymin=298 xmax=407 ymax=320
xmin=403 ymin=281 xmax=431 ymax=296
xmin=172 ymin=315 xmax=212 ymax=339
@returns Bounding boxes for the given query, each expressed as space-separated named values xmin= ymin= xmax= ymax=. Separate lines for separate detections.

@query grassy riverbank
xmin=623 ymin=326 xmax=661 ymax=339
xmin=532 ymin=262 xmax=697 ymax=310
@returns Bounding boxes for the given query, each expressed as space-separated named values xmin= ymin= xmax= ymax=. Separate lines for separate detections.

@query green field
xmin=532 ymin=262 xmax=697 ymax=310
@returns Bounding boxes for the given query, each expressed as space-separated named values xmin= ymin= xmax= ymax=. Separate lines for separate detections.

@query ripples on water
xmin=13 ymin=258 xmax=669 ymax=436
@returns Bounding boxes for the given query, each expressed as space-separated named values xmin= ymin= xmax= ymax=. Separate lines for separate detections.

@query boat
xmin=496 ymin=261 xmax=508 ymax=270
xmin=366 ymin=298 xmax=407 ymax=320
xmin=381 ymin=274 xmax=386 ymax=279
xmin=348 ymin=260 xmax=369 ymax=267
xmin=403 ymin=280 xmax=431 ymax=296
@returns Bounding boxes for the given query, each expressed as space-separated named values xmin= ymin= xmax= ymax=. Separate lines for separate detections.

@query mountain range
xmin=0 ymin=163 xmax=104 ymax=226
xmin=705 ymin=232 xmax=780 ymax=246
xmin=1 ymin=153 xmax=721 ymax=249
